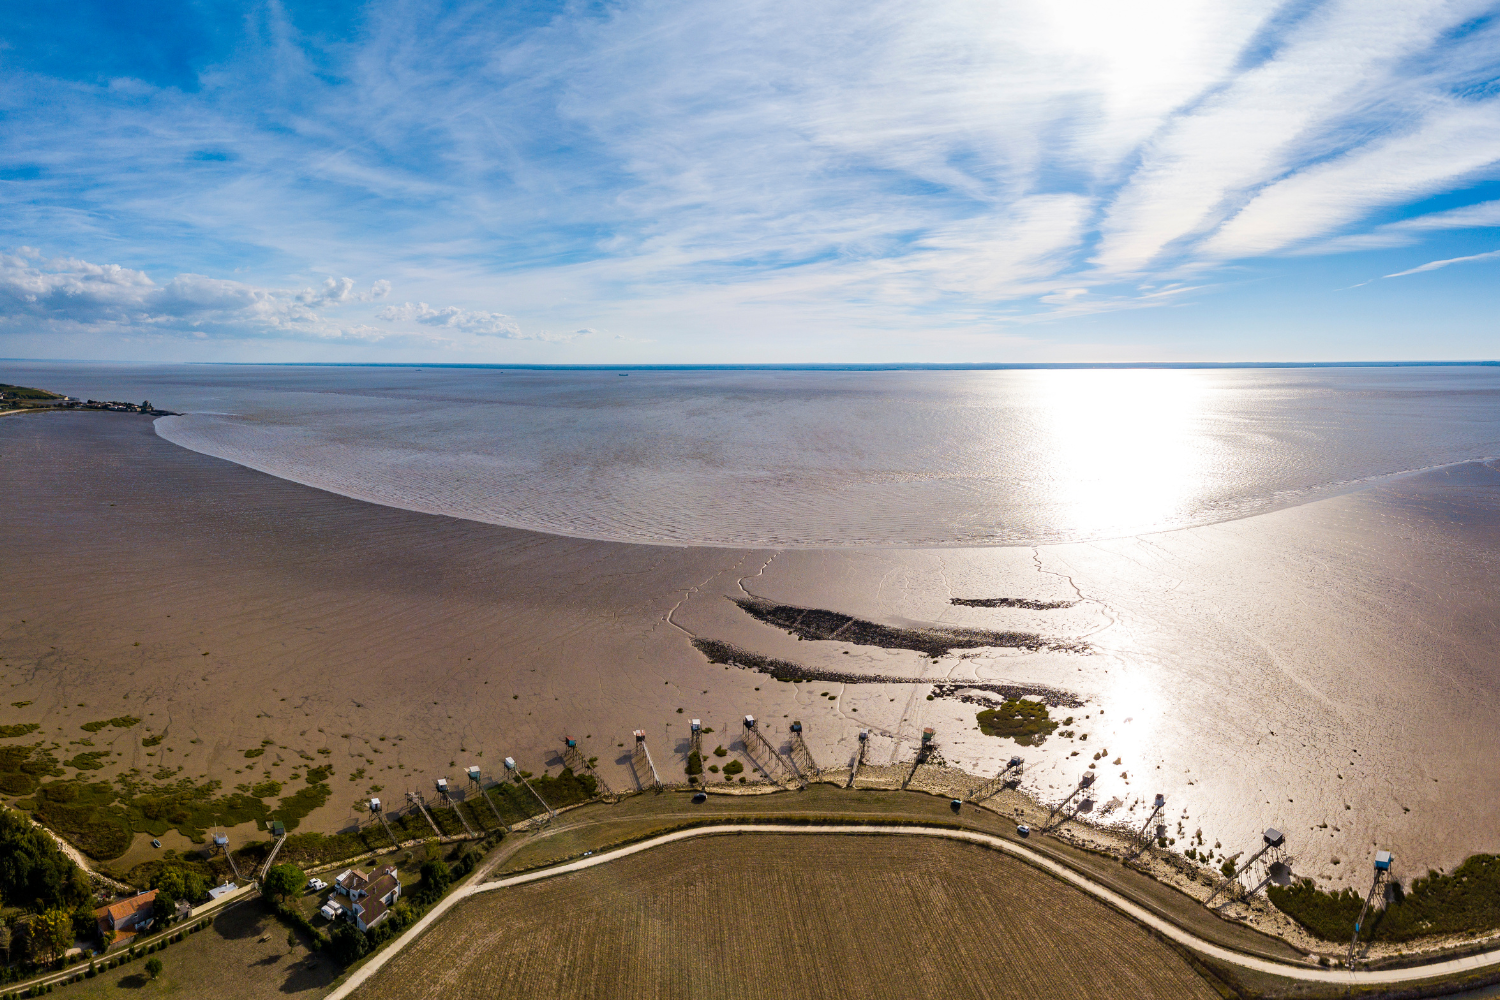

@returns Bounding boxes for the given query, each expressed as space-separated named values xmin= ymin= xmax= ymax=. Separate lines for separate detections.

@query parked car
xmin=1016 ymin=824 xmax=1031 ymax=837
xmin=307 ymin=878 xmax=327 ymax=891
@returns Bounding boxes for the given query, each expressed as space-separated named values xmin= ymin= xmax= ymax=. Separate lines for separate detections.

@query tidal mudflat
xmin=2 ymin=409 xmax=1499 ymax=894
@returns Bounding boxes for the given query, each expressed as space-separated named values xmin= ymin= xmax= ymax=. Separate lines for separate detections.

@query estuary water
xmin=10 ymin=362 xmax=1500 ymax=547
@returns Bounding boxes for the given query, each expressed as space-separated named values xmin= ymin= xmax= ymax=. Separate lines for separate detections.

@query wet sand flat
xmin=3 ymin=412 xmax=1500 ymax=885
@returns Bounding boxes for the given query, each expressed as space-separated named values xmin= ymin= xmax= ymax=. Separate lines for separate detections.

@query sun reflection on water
xmin=1016 ymin=370 xmax=1214 ymax=540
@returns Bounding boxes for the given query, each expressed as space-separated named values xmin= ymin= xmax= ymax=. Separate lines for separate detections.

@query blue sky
xmin=1 ymin=0 xmax=1498 ymax=363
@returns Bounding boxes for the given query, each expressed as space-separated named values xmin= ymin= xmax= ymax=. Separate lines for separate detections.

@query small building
xmin=1375 ymin=850 xmax=1393 ymax=871
xmin=1263 ymin=827 xmax=1285 ymax=848
xmin=94 ymin=890 xmax=158 ymax=950
xmin=436 ymin=777 xmax=448 ymax=793
xmin=207 ymin=882 xmax=238 ymax=901
xmin=467 ymin=765 xmax=481 ymax=782
xmin=271 ymin=820 xmax=285 ymax=838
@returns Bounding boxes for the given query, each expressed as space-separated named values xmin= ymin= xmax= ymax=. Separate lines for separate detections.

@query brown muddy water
xmin=2 ymin=373 xmax=1499 ymax=891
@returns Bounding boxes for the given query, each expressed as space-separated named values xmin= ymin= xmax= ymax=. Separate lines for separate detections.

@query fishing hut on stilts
xmin=631 ymin=730 xmax=660 ymax=790
xmin=563 ymin=735 xmax=613 ymax=799
xmin=848 ymin=729 xmax=868 ymax=787
xmin=258 ymin=820 xmax=288 ymax=879
xmin=1125 ymin=793 xmax=1167 ymax=859
xmin=436 ymin=777 xmax=478 ymax=837
xmin=969 ymin=756 xmax=1025 ymax=803
xmin=1348 ymin=851 xmax=1394 ymax=969
xmin=406 ymin=790 xmax=443 ymax=837
xmin=212 ymin=824 xmax=244 ymax=882
xmin=901 ymin=728 xmax=937 ymax=790
xmin=741 ymin=715 xmax=797 ymax=786
xmin=1206 ymin=827 xmax=1288 ymax=907
xmin=788 ymin=721 xmax=817 ymax=779
xmin=368 ymin=797 xmax=399 ymax=848
xmin=1045 ymin=770 xmax=1095 ymax=829
xmin=468 ymin=765 xmax=506 ymax=826
xmin=505 ymin=756 xmax=556 ymax=826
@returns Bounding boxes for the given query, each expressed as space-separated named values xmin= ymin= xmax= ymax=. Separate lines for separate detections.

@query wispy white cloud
xmin=1094 ymin=0 xmax=1496 ymax=273
xmin=1296 ymin=199 xmax=1500 ymax=254
xmin=2 ymin=0 xmax=1499 ymax=357
xmin=375 ymin=300 xmax=573 ymax=340
xmin=1204 ymin=102 xmax=1500 ymax=259
xmin=1384 ymin=248 xmax=1500 ymax=278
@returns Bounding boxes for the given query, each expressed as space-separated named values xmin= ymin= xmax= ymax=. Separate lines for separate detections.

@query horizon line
xmin=6 ymin=359 xmax=1500 ymax=372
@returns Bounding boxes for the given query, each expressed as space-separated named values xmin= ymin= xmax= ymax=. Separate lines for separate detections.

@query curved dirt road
xmin=328 ymin=823 xmax=1500 ymax=998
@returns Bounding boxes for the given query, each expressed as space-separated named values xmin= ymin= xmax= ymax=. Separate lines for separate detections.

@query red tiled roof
xmin=95 ymin=890 xmax=157 ymax=929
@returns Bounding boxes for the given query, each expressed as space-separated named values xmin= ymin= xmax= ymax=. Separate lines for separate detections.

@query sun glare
xmin=1018 ymin=369 xmax=1211 ymax=540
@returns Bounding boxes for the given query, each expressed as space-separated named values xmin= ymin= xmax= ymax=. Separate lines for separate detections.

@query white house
xmin=350 ymin=867 xmax=401 ymax=932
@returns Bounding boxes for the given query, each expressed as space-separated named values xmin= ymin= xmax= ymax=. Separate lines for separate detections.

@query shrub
xmin=976 ymin=699 xmax=1058 ymax=745
xmin=1271 ymin=855 xmax=1500 ymax=942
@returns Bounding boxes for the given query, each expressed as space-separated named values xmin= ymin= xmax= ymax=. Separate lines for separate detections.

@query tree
xmin=145 ymin=957 xmax=162 ymax=980
xmin=416 ymin=858 xmax=450 ymax=903
xmin=327 ymin=923 xmax=369 ymax=965
xmin=33 ymin=908 xmax=73 ymax=965
xmin=182 ymin=870 xmax=208 ymax=904
xmin=0 ymin=810 xmax=87 ymax=913
xmin=12 ymin=914 xmax=37 ymax=963
xmin=71 ymin=900 xmax=98 ymax=939
xmin=151 ymin=865 xmax=208 ymax=905
xmin=261 ymin=863 xmax=305 ymax=905
xmin=152 ymin=868 xmax=185 ymax=901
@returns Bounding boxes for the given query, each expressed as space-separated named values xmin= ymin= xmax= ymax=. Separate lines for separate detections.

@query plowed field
xmin=352 ymin=834 xmax=1219 ymax=1000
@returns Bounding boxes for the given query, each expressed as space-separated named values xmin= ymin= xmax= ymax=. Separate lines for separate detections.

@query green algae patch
xmin=1270 ymin=854 xmax=1500 ymax=942
xmin=976 ymin=699 xmax=1058 ymax=746
xmin=273 ymin=782 xmax=332 ymax=830
xmin=64 ymin=751 xmax=111 ymax=770
xmin=0 ymin=743 xmax=63 ymax=795
xmin=81 ymin=716 xmax=141 ymax=733
xmin=0 ymin=723 xmax=40 ymax=738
